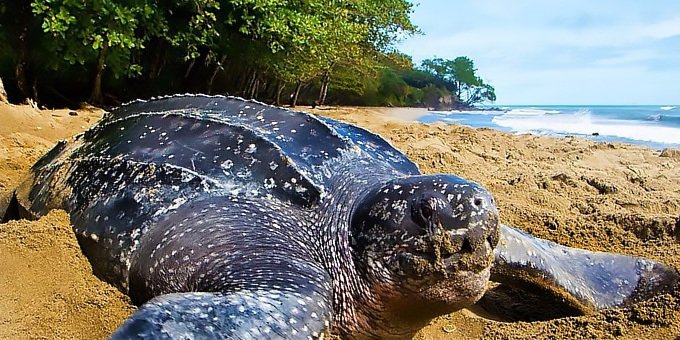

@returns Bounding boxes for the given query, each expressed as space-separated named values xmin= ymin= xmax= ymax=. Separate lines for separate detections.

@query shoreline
xmin=2 ymin=102 xmax=680 ymax=339
xmin=367 ymin=105 xmax=680 ymax=152
xmin=312 ymin=105 xmax=431 ymax=121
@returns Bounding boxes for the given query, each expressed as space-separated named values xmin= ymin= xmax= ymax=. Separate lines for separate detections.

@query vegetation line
xmin=0 ymin=1 xmax=494 ymax=109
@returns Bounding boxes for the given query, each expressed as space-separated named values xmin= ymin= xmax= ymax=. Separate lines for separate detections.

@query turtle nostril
xmin=473 ymin=197 xmax=483 ymax=207
xmin=461 ymin=238 xmax=473 ymax=253
xmin=487 ymin=235 xmax=497 ymax=247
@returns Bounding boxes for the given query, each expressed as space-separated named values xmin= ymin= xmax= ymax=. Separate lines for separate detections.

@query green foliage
xmin=0 ymin=0 xmax=495 ymax=108
xmin=420 ymin=56 xmax=495 ymax=106
xmin=32 ymin=0 xmax=155 ymax=77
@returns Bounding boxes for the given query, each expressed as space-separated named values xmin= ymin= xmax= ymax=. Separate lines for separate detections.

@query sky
xmin=398 ymin=1 xmax=680 ymax=105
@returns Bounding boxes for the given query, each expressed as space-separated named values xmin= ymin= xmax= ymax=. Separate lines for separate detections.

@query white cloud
xmin=398 ymin=3 xmax=680 ymax=104
xmin=404 ymin=15 xmax=680 ymax=58
xmin=639 ymin=16 xmax=680 ymax=39
xmin=487 ymin=65 xmax=679 ymax=104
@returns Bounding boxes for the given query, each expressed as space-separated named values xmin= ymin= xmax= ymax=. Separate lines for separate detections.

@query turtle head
xmin=350 ymin=174 xmax=500 ymax=313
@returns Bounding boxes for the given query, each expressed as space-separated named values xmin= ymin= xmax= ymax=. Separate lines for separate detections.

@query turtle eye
xmin=419 ymin=199 xmax=433 ymax=221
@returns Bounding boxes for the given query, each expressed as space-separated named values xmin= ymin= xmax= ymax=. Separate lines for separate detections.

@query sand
xmin=1 ymin=102 xmax=679 ymax=339
xmin=0 ymin=103 xmax=134 ymax=339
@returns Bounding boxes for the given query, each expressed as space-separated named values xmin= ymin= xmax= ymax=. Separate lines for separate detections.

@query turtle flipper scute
xmin=112 ymin=290 xmax=331 ymax=339
xmin=490 ymin=224 xmax=679 ymax=312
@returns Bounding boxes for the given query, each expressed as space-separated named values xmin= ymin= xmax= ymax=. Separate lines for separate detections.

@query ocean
xmin=417 ymin=105 xmax=680 ymax=150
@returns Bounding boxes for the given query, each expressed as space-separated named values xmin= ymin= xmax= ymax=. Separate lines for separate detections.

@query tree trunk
xmin=0 ymin=77 xmax=8 ymax=103
xmin=15 ymin=24 xmax=30 ymax=101
xmin=184 ymin=58 xmax=196 ymax=80
xmin=317 ymin=69 xmax=331 ymax=106
xmin=206 ymin=54 xmax=227 ymax=94
xmin=244 ymin=69 xmax=257 ymax=97
xmin=455 ymin=81 xmax=461 ymax=103
xmin=260 ymin=80 xmax=270 ymax=100
xmin=148 ymin=40 xmax=166 ymax=80
xmin=31 ymin=77 xmax=38 ymax=102
xmin=249 ymin=78 xmax=259 ymax=99
xmin=89 ymin=44 xmax=109 ymax=104
xmin=235 ymin=68 xmax=250 ymax=95
xmin=290 ymin=81 xmax=302 ymax=107
xmin=275 ymin=82 xmax=285 ymax=106
xmin=10 ymin=0 xmax=35 ymax=102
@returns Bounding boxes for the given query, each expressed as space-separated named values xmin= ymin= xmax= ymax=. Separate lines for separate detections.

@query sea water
xmin=418 ymin=105 xmax=680 ymax=150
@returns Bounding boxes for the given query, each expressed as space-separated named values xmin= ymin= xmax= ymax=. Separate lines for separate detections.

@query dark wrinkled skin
xmin=1 ymin=95 xmax=677 ymax=339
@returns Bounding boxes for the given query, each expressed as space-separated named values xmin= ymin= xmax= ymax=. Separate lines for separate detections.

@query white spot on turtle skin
xmin=390 ymin=199 xmax=408 ymax=224
xmin=161 ymin=320 xmax=195 ymax=339
xmin=221 ymin=160 xmax=234 ymax=171
xmin=236 ymin=169 xmax=252 ymax=179
xmin=245 ymin=144 xmax=257 ymax=153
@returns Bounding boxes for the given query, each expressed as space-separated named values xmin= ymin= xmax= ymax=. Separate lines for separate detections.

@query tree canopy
xmin=0 ymin=1 xmax=495 ymax=109
xmin=420 ymin=57 xmax=496 ymax=106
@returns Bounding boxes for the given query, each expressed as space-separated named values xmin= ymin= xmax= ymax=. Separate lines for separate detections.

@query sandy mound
xmin=0 ymin=210 xmax=134 ymax=339
xmin=1 ymin=102 xmax=679 ymax=338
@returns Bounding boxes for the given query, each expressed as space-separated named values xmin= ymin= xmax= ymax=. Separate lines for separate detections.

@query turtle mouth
xmin=388 ymin=231 xmax=495 ymax=278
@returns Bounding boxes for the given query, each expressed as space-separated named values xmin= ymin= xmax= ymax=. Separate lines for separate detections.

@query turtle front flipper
xmin=112 ymin=289 xmax=332 ymax=339
xmin=484 ymin=224 xmax=678 ymax=317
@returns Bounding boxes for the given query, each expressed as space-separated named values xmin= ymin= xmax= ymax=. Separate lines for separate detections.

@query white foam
xmin=492 ymin=111 xmax=680 ymax=145
xmin=660 ymin=106 xmax=676 ymax=111
xmin=440 ymin=117 xmax=465 ymax=123
xmin=503 ymin=108 xmax=561 ymax=116
xmin=432 ymin=110 xmax=502 ymax=116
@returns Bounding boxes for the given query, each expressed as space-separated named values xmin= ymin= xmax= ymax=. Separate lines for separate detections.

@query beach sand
xmin=1 ymin=102 xmax=679 ymax=338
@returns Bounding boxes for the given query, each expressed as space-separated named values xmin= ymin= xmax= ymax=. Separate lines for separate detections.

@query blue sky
xmin=398 ymin=1 xmax=680 ymax=105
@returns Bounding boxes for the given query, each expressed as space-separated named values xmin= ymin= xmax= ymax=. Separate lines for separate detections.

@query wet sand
xmin=1 ymin=102 xmax=679 ymax=338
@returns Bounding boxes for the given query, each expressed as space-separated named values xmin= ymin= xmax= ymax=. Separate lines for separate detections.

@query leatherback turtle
xmin=1 ymin=95 xmax=677 ymax=338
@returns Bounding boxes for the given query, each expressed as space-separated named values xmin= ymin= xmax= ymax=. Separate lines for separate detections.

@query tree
xmin=32 ymin=0 xmax=160 ymax=103
xmin=420 ymin=56 xmax=495 ymax=107
xmin=312 ymin=0 xmax=418 ymax=105
xmin=0 ymin=0 xmax=428 ymax=107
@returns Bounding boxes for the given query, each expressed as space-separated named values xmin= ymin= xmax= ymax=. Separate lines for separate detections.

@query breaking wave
xmin=492 ymin=109 xmax=680 ymax=145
